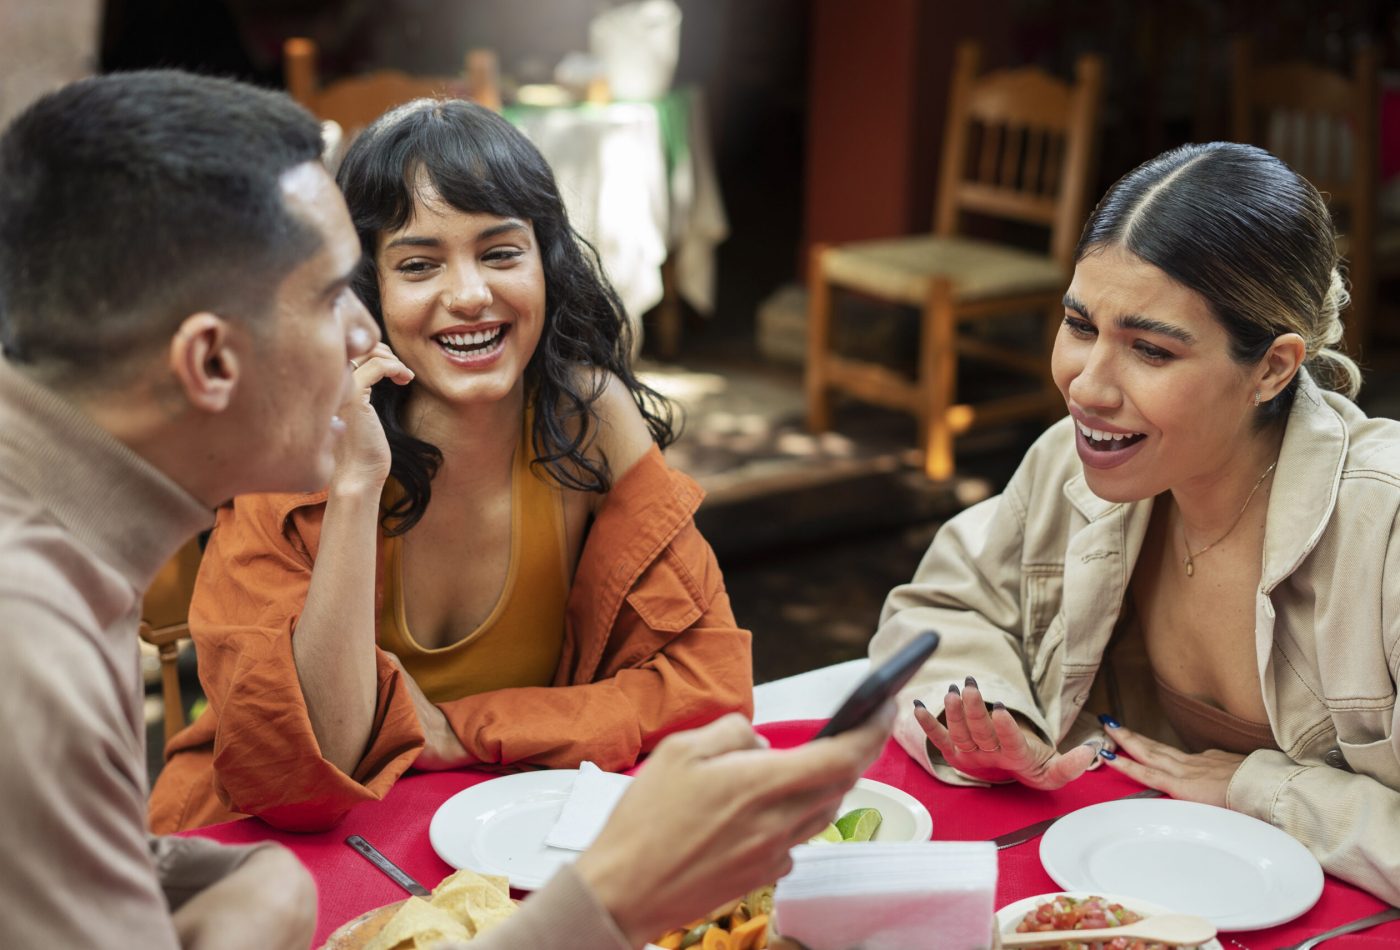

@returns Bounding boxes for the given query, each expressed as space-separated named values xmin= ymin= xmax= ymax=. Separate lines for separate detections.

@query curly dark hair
xmin=335 ymin=98 xmax=676 ymax=533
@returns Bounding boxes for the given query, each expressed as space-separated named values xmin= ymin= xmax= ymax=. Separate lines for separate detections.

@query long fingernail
xmin=1098 ymin=749 xmax=1117 ymax=760
xmin=947 ymin=683 xmax=960 ymax=696
xmin=964 ymin=675 xmax=979 ymax=690
xmin=1098 ymin=713 xmax=1121 ymax=729
xmin=912 ymin=699 xmax=927 ymax=711
xmin=991 ymin=701 xmax=1006 ymax=711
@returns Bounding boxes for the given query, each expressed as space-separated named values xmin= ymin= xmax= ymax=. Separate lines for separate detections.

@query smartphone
xmin=813 ymin=630 xmax=940 ymax=739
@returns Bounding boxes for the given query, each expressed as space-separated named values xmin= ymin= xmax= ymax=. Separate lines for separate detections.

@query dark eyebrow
xmin=382 ymin=219 xmax=529 ymax=252
xmin=1062 ymin=293 xmax=1197 ymax=345
xmin=1117 ymin=313 xmax=1197 ymax=345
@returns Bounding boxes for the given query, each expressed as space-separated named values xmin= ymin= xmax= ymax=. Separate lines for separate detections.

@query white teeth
xmin=438 ymin=327 xmax=504 ymax=348
xmin=1076 ymin=421 xmax=1143 ymax=443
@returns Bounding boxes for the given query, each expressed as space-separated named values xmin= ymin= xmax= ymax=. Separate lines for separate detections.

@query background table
xmin=504 ymin=88 xmax=728 ymax=353
xmin=189 ymin=720 xmax=1400 ymax=948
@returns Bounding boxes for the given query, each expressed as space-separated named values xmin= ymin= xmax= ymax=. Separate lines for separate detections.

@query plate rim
xmin=995 ymin=890 xmax=1223 ymax=950
xmin=1039 ymin=797 xmax=1323 ymax=930
xmin=846 ymin=777 xmax=934 ymax=842
xmin=428 ymin=769 xmax=582 ymax=889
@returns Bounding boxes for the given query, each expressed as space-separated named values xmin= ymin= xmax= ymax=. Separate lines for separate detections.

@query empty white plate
xmin=1040 ymin=798 xmax=1323 ymax=930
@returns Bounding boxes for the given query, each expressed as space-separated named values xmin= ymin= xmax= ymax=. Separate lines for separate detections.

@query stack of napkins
xmin=773 ymin=841 xmax=997 ymax=950
xmin=543 ymin=761 xmax=633 ymax=852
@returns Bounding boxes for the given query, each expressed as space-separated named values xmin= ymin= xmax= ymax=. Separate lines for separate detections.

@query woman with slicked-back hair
xmin=151 ymin=99 xmax=752 ymax=835
xmin=873 ymin=142 xmax=1400 ymax=903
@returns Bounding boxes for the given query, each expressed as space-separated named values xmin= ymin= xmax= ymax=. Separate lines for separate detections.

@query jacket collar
xmin=0 ymin=359 xmax=212 ymax=592
xmin=1259 ymin=372 xmax=1347 ymax=592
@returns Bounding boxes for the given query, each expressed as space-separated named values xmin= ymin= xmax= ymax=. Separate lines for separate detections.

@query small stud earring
xmin=1253 ymin=389 xmax=1262 ymax=407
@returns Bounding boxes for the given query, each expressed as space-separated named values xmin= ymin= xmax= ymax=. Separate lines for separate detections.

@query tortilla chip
xmin=363 ymin=897 xmax=472 ymax=950
xmin=430 ymin=868 xmax=518 ymax=936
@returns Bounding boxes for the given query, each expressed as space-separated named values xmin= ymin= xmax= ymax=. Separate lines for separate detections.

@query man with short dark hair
xmin=0 ymin=70 xmax=892 ymax=949
xmin=0 ymin=70 xmax=376 ymax=949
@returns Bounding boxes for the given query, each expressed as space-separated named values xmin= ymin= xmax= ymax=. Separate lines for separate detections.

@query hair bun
xmin=1306 ymin=266 xmax=1361 ymax=399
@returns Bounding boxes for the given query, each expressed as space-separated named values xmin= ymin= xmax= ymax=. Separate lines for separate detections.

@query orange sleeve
xmin=188 ymin=494 xmax=426 ymax=832
xmin=435 ymin=515 xmax=754 ymax=771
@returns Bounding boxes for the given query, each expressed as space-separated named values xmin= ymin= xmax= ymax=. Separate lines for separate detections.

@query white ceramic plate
xmin=996 ymin=891 xmax=1223 ymax=950
xmin=430 ymin=770 xmax=580 ymax=890
xmin=840 ymin=778 xmax=933 ymax=842
xmin=429 ymin=773 xmax=934 ymax=892
xmin=1040 ymin=798 xmax=1323 ymax=930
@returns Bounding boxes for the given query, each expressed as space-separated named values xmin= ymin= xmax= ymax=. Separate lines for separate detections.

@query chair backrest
xmin=934 ymin=42 xmax=1105 ymax=270
xmin=283 ymin=38 xmax=501 ymax=140
xmin=1231 ymin=38 xmax=1377 ymax=221
xmin=1231 ymin=37 xmax=1378 ymax=351
xmin=139 ymin=537 xmax=203 ymax=746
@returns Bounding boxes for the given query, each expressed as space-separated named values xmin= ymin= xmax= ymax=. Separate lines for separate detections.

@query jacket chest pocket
xmin=1023 ymin=567 xmax=1065 ymax=665
xmin=623 ymin=547 xmax=707 ymax=633
xmin=1029 ymin=611 xmax=1067 ymax=688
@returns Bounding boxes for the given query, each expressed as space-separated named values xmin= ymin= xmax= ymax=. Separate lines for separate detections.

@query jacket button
xmin=1324 ymin=748 xmax=1346 ymax=769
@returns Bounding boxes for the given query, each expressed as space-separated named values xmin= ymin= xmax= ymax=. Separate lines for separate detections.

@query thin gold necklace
xmin=1180 ymin=461 xmax=1277 ymax=577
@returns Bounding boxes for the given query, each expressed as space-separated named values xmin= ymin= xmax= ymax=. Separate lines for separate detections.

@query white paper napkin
xmin=542 ymin=761 xmax=633 ymax=852
xmin=773 ymin=841 xmax=997 ymax=950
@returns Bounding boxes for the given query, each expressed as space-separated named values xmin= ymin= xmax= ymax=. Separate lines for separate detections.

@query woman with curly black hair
xmin=150 ymin=99 xmax=753 ymax=833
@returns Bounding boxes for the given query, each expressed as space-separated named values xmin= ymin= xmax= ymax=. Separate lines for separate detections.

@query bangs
xmin=341 ymin=99 xmax=558 ymax=239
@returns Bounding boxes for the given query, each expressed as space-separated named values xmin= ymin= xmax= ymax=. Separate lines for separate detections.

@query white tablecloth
xmin=507 ymin=89 xmax=728 ymax=336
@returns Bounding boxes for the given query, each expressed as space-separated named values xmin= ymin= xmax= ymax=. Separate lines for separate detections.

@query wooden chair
xmin=283 ymin=37 xmax=501 ymax=141
xmin=805 ymin=42 xmax=1104 ymax=480
xmin=138 ymin=538 xmax=203 ymax=746
xmin=1231 ymin=37 xmax=1381 ymax=354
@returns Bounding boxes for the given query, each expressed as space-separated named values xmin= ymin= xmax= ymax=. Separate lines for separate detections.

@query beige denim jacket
xmin=871 ymin=374 xmax=1400 ymax=904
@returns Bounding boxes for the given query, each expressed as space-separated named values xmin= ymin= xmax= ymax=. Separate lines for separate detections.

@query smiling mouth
xmin=435 ymin=326 xmax=507 ymax=358
xmin=1076 ymin=420 xmax=1147 ymax=451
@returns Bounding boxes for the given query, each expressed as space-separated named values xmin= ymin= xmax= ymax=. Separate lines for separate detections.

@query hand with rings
xmin=911 ymin=675 xmax=1098 ymax=790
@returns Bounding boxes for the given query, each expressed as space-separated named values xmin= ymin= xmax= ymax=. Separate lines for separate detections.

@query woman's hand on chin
xmin=1095 ymin=721 xmax=1244 ymax=807
xmin=332 ymin=342 xmax=414 ymax=497
xmin=913 ymin=678 xmax=1098 ymax=789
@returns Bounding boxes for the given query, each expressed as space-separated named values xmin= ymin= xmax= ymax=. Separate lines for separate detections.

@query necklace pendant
xmin=1184 ymin=556 xmax=1194 ymax=577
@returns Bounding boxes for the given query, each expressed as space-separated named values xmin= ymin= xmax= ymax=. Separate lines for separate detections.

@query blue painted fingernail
xmin=1098 ymin=713 xmax=1121 ymax=729
xmin=913 ymin=699 xmax=927 ymax=710
xmin=947 ymin=683 xmax=960 ymax=696
xmin=964 ymin=675 xmax=979 ymax=689
xmin=1099 ymin=749 xmax=1117 ymax=760
xmin=991 ymin=701 xmax=1006 ymax=711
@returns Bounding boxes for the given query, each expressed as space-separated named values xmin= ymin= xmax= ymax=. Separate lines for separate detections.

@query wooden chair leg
xmin=158 ymin=641 xmax=184 ymax=746
xmin=805 ymin=243 xmax=834 ymax=433
xmin=656 ymin=254 xmax=682 ymax=360
xmin=920 ymin=282 xmax=957 ymax=481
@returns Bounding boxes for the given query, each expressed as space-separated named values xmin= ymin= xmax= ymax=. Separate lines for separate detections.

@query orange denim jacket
xmin=149 ymin=446 xmax=752 ymax=833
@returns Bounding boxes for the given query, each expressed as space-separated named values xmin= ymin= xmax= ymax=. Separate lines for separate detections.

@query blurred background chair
xmin=283 ymin=37 xmax=500 ymax=143
xmin=138 ymin=537 xmax=202 ymax=747
xmin=1231 ymin=37 xmax=1387 ymax=356
xmin=805 ymin=42 xmax=1104 ymax=480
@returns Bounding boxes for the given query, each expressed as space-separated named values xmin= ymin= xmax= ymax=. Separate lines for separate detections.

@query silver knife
xmin=991 ymin=788 xmax=1163 ymax=850
xmin=346 ymin=834 xmax=433 ymax=898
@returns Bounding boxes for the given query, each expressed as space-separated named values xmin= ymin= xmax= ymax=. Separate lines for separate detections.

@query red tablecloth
xmin=187 ymin=720 xmax=1400 ymax=948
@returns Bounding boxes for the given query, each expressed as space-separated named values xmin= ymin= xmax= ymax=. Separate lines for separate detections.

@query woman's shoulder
xmin=566 ymin=365 xmax=655 ymax=483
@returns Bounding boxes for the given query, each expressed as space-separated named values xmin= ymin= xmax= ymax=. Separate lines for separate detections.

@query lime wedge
xmin=834 ymin=807 xmax=882 ymax=842
xmin=808 ymin=822 xmax=843 ymax=844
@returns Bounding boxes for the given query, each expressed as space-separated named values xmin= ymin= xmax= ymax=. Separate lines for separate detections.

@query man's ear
xmin=1257 ymin=332 xmax=1307 ymax=402
xmin=168 ymin=313 xmax=241 ymax=413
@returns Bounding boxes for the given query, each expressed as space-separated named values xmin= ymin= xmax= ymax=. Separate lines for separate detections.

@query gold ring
xmin=953 ymin=740 xmax=978 ymax=753
xmin=349 ymin=358 xmax=362 ymax=370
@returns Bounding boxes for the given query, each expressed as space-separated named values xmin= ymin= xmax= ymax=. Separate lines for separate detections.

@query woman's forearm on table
xmin=291 ymin=483 xmax=383 ymax=775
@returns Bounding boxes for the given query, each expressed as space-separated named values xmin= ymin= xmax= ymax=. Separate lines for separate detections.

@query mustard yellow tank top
xmin=378 ymin=412 xmax=570 ymax=703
